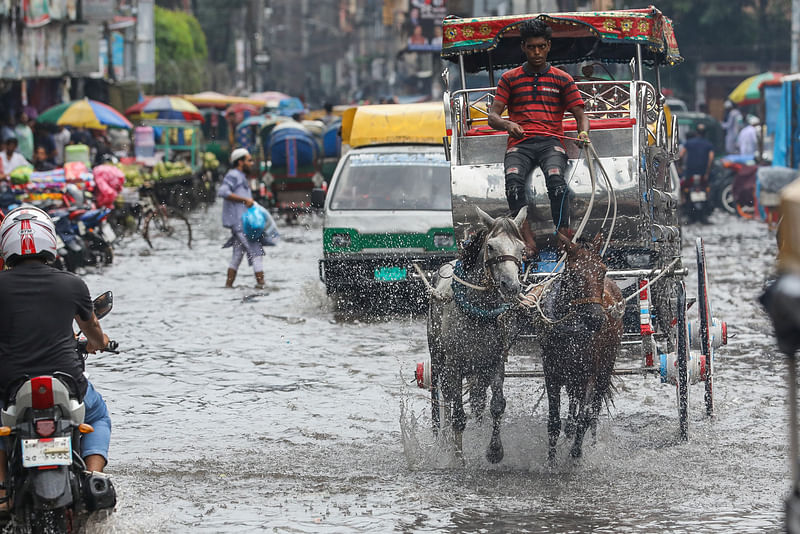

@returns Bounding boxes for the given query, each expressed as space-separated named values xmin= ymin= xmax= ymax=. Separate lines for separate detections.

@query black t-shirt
xmin=683 ymin=136 xmax=714 ymax=176
xmin=0 ymin=262 xmax=93 ymax=399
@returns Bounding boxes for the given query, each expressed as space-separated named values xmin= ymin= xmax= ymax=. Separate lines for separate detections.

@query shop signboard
xmin=23 ymin=0 xmax=50 ymax=27
xmin=100 ymin=31 xmax=125 ymax=80
xmin=45 ymin=24 xmax=64 ymax=76
xmin=0 ymin=24 xmax=20 ymax=79
xmin=82 ymin=0 xmax=113 ymax=22
xmin=47 ymin=0 xmax=76 ymax=20
xmin=405 ymin=0 xmax=446 ymax=52
xmin=66 ymin=24 xmax=101 ymax=75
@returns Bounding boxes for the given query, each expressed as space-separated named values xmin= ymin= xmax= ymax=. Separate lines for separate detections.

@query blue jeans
xmin=80 ymin=382 xmax=112 ymax=462
xmin=0 ymin=380 xmax=111 ymax=463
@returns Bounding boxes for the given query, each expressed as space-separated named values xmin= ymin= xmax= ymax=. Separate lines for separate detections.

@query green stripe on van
xmin=323 ymin=227 xmax=457 ymax=253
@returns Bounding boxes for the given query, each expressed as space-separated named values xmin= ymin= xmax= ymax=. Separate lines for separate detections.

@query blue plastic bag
xmin=242 ymin=204 xmax=267 ymax=241
xmin=242 ymin=204 xmax=280 ymax=244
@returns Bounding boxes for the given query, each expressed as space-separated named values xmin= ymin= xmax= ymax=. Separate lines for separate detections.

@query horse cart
xmin=416 ymin=7 xmax=729 ymax=452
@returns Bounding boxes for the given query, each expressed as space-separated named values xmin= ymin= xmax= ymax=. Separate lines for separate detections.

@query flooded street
xmin=81 ymin=203 xmax=788 ymax=533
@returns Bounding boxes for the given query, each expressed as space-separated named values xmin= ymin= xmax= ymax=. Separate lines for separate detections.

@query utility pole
xmin=793 ymin=0 xmax=800 ymax=73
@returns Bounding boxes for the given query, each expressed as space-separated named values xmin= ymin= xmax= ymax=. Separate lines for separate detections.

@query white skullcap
xmin=230 ymin=147 xmax=251 ymax=164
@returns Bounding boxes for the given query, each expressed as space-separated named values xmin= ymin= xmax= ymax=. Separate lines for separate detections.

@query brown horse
xmin=524 ymin=232 xmax=623 ymax=463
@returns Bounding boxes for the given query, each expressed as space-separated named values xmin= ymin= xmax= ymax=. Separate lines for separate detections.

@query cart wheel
xmin=676 ymin=281 xmax=690 ymax=441
xmin=696 ymin=237 xmax=714 ymax=416
xmin=143 ymin=208 xmax=193 ymax=249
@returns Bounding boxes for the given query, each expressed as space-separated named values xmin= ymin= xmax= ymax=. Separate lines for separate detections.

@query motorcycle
xmin=49 ymin=208 xmax=115 ymax=272
xmin=0 ymin=292 xmax=118 ymax=533
xmin=680 ymin=172 xmax=714 ymax=224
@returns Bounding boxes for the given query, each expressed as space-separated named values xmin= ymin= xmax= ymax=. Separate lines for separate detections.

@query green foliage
xmin=154 ymin=6 xmax=209 ymax=94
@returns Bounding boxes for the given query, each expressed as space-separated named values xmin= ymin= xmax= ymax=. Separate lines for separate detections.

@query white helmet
xmin=0 ymin=206 xmax=58 ymax=266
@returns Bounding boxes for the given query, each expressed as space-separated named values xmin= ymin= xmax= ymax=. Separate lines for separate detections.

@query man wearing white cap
xmin=217 ymin=147 xmax=267 ymax=288
xmin=737 ymin=114 xmax=761 ymax=159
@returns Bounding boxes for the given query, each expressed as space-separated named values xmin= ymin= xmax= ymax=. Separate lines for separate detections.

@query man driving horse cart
xmin=419 ymin=7 xmax=730 ymax=463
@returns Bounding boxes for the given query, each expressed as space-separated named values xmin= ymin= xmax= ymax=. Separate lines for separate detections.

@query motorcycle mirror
xmin=93 ymin=291 xmax=113 ymax=320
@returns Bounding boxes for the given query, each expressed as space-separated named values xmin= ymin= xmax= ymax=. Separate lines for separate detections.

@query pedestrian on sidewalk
xmin=218 ymin=147 xmax=267 ymax=289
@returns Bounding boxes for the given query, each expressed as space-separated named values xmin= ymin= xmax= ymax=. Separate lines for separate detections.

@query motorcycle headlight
xmin=331 ymin=233 xmax=351 ymax=248
xmin=433 ymin=233 xmax=454 ymax=249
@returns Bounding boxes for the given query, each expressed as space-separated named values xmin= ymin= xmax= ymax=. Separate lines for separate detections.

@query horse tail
xmin=603 ymin=376 xmax=620 ymax=415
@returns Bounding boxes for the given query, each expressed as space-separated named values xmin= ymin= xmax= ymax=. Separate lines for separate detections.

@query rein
xmin=520 ymin=276 xmax=610 ymax=326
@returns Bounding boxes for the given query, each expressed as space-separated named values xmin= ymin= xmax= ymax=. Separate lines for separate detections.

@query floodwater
xmin=80 ymin=203 xmax=788 ymax=533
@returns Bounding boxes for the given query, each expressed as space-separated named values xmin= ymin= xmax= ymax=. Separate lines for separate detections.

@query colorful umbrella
xmin=728 ymin=72 xmax=784 ymax=105
xmin=124 ymin=97 xmax=154 ymax=117
xmin=277 ymin=97 xmax=307 ymax=117
xmin=225 ymin=103 xmax=261 ymax=117
xmin=37 ymin=99 xmax=133 ymax=129
xmin=236 ymin=114 xmax=275 ymax=131
xmin=141 ymin=96 xmax=204 ymax=122
xmin=249 ymin=91 xmax=291 ymax=109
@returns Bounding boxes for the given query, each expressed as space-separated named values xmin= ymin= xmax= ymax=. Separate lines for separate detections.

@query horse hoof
xmin=564 ymin=421 xmax=576 ymax=438
xmin=486 ymin=441 xmax=504 ymax=464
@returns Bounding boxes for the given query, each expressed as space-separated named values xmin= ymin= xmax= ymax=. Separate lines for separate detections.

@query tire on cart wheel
xmin=696 ymin=237 xmax=714 ymax=416
xmin=676 ymin=281 xmax=690 ymax=441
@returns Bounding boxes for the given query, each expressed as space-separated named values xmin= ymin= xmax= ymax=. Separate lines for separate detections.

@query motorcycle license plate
xmin=689 ymin=191 xmax=707 ymax=202
xmin=101 ymin=222 xmax=116 ymax=243
xmin=21 ymin=437 xmax=72 ymax=467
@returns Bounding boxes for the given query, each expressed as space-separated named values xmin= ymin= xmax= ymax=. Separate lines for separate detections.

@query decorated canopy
xmin=441 ymin=7 xmax=681 ymax=73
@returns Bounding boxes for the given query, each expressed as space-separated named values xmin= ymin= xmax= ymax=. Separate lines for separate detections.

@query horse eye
xmin=487 ymin=244 xmax=494 ymax=253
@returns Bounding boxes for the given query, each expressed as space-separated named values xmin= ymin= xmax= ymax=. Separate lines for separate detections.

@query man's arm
xmin=488 ymin=99 xmax=524 ymax=139
xmin=705 ymin=150 xmax=715 ymax=178
xmin=226 ymin=193 xmax=254 ymax=207
xmin=217 ymin=174 xmax=254 ymax=207
xmin=569 ymin=105 xmax=590 ymax=138
xmin=75 ymin=313 xmax=109 ymax=353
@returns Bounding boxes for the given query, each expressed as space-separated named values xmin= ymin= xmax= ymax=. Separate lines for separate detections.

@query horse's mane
xmin=460 ymin=229 xmax=487 ymax=272
xmin=460 ymin=216 xmax=523 ymax=272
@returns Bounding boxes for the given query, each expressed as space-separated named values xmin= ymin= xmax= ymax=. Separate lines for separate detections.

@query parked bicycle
xmin=138 ymin=186 xmax=193 ymax=249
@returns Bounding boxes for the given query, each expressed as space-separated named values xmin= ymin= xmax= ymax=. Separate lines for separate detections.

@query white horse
xmin=426 ymin=207 xmax=527 ymax=463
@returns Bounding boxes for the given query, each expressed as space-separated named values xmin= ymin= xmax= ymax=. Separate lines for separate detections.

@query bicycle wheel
xmin=143 ymin=208 xmax=192 ymax=249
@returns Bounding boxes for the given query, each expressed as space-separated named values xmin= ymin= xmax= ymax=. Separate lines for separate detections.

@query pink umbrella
xmin=249 ymin=91 xmax=291 ymax=109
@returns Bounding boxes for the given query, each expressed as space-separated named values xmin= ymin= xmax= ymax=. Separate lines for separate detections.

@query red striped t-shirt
xmin=494 ymin=64 xmax=584 ymax=147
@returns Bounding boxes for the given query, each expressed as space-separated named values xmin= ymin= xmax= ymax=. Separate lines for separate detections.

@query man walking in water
xmin=218 ymin=148 xmax=267 ymax=289
xmin=488 ymin=19 xmax=590 ymax=256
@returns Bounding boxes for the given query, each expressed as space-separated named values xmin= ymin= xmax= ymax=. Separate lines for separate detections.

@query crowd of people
xmin=0 ymin=111 xmax=122 ymax=182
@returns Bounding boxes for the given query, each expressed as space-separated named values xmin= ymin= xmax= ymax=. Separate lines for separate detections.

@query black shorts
xmin=503 ymin=136 xmax=570 ymax=227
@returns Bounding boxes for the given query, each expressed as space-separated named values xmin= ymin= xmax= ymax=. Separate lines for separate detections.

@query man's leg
xmin=251 ymin=255 xmax=265 ymax=289
xmin=0 ymin=449 xmax=6 ymax=511
xmin=504 ymin=145 xmax=537 ymax=255
xmin=80 ymin=382 xmax=111 ymax=473
xmin=227 ymin=238 xmax=246 ymax=288
xmin=538 ymin=140 xmax=571 ymax=231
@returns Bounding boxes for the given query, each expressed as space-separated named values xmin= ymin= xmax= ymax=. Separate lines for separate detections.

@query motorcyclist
xmin=0 ymin=206 xmax=113 ymax=507
xmin=678 ymin=124 xmax=714 ymax=183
